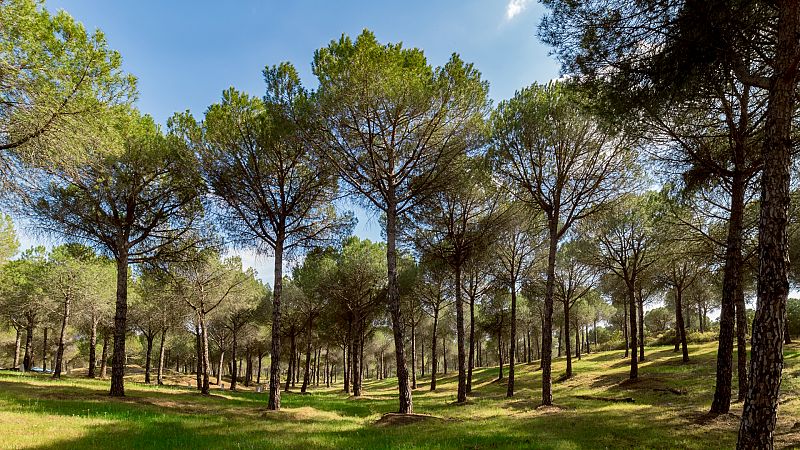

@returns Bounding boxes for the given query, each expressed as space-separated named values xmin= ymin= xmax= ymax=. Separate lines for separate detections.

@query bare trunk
xmin=507 ymin=284 xmax=517 ymax=397
xmin=452 ymin=263 xmax=466 ymax=402
xmin=53 ymin=294 xmax=70 ymax=379
xmin=627 ymin=280 xmax=638 ymax=379
xmin=268 ymin=238 xmax=284 ymax=410
xmin=157 ymin=328 xmax=166 ymax=385
xmin=430 ymin=308 xmax=439 ymax=391
xmin=411 ymin=322 xmax=417 ymax=389
xmin=100 ymin=331 xmax=109 ymax=378
xmin=302 ymin=318 xmax=312 ymax=393
xmin=13 ymin=327 xmax=21 ymax=369
xmin=386 ymin=201 xmax=412 ymax=413
xmin=738 ymin=4 xmax=797 ymax=446
xmin=22 ymin=317 xmax=33 ymax=372
xmin=564 ymin=299 xmax=572 ymax=378
xmin=467 ymin=290 xmax=475 ymax=394
xmin=88 ymin=320 xmax=98 ymax=378
xmin=144 ymin=333 xmax=154 ymax=384
xmin=541 ymin=224 xmax=557 ymax=405
xmin=110 ymin=252 xmax=129 ymax=397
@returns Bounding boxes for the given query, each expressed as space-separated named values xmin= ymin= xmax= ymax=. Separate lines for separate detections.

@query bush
xmin=651 ymin=330 xmax=719 ymax=346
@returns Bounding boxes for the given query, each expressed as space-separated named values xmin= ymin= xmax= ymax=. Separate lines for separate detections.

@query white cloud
xmin=506 ymin=0 xmax=530 ymax=20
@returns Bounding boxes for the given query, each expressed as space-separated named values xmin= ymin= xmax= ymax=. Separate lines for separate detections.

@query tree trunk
xmin=443 ymin=335 xmax=447 ymax=374
xmin=497 ymin=329 xmax=504 ymax=380
xmin=285 ymin=328 xmax=295 ymax=393
xmin=623 ymin=297 xmax=629 ymax=358
xmin=13 ymin=327 xmax=21 ymax=369
xmin=386 ymin=201 xmax=412 ymax=413
xmin=411 ymin=321 xmax=417 ymax=389
xmin=257 ymin=353 xmax=263 ymax=385
xmin=343 ymin=344 xmax=349 ymax=393
xmin=245 ymin=350 xmax=253 ymax=387
xmin=507 ymin=283 xmax=517 ymax=397
xmin=541 ymin=224 xmax=558 ymax=406
xmin=217 ymin=348 xmax=225 ymax=386
xmin=455 ymin=264 xmax=467 ymax=402
xmin=53 ymin=294 xmax=70 ymax=379
xmin=302 ymin=319 xmax=312 ymax=393
xmin=711 ymin=173 xmax=746 ymax=413
xmin=157 ymin=328 xmax=166 ymax=385
xmin=100 ymin=331 xmax=109 ymax=378
xmin=195 ymin=322 xmax=202 ymax=390
xmin=88 ymin=320 xmax=98 ymax=378
xmin=144 ymin=333 xmax=154 ymax=384
xmin=110 ymin=253 xmax=129 ymax=397
xmin=430 ymin=308 xmax=439 ymax=391
xmin=200 ymin=316 xmax=212 ymax=395
xmin=268 ymin=238 xmax=284 ymax=410
xmin=421 ymin=340 xmax=425 ymax=378
xmin=42 ymin=327 xmax=47 ymax=371
xmin=23 ymin=314 xmax=34 ymax=371
xmin=467 ymin=291 xmax=475 ymax=394
xmin=564 ymin=299 xmax=572 ymax=379
xmin=351 ymin=327 xmax=361 ymax=396
xmin=231 ymin=326 xmax=238 ymax=390
xmin=627 ymin=281 xmax=638 ymax=379
xmin=674 ymin=287 xmax=689 ymax=362
xmin=638 ymin=293 xmax=645 ymax=361
xmin=738 ymin=4 xmax=797 ymax=446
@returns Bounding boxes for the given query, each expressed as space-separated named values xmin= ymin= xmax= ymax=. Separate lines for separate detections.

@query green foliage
xmin=0 ymin=213 xmax=19 ymax=264
xmin=0 ymin=0 xmax=136 ymax=170
xmin=29 ymin=109 xmax=205 ymax=262
xmin=312 ymin=29 xmax=490 ymax=214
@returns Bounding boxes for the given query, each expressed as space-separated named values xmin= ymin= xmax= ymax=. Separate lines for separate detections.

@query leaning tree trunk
xmin=53 ymin=294 xmax=71 ymax=379
xmin=386 ymin=202 xmax=412 ymax=413
xmin=713 ymin=172 xmax=746 ymax=413
xmin=268 ymin=238 xmax=284 ymax=410
xmin=738 ymin=4 xmax=797 ymax=446
xmin=88 ymin=319 xmax=98 ymax=378
xmin=675 ymin=287 xmax=689 ymax=363
xmin=110 ymin=251 xmax=130 ymax=397
xmin=541 ymin=223 xmax=558 ymax=406
xmin=507 ymin=283 xmax=517 ymax=398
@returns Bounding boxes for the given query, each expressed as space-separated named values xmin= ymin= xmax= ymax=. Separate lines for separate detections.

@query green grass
xmin=1 ymin=342 xmax=798 ymax=449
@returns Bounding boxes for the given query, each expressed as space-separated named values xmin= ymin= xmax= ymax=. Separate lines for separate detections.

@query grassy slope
xmin=0 ymin=342 xmax=798 ymax=449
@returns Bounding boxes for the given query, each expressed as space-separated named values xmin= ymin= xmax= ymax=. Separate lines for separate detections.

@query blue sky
xmin=23 ymin=0 xmax=561 ymax=283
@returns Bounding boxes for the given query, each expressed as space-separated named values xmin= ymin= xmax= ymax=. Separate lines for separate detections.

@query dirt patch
xmin=535 ymin=404 xmax=567 ymax=414
xmin=687 ymin=411 xmax=740 ymax=427
xmin=373 ymin=413 xmax=446 ymax=427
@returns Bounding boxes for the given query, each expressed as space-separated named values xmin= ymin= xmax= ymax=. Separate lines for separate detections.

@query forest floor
xmin=0 ymin=342 xmax=799 ymax=449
